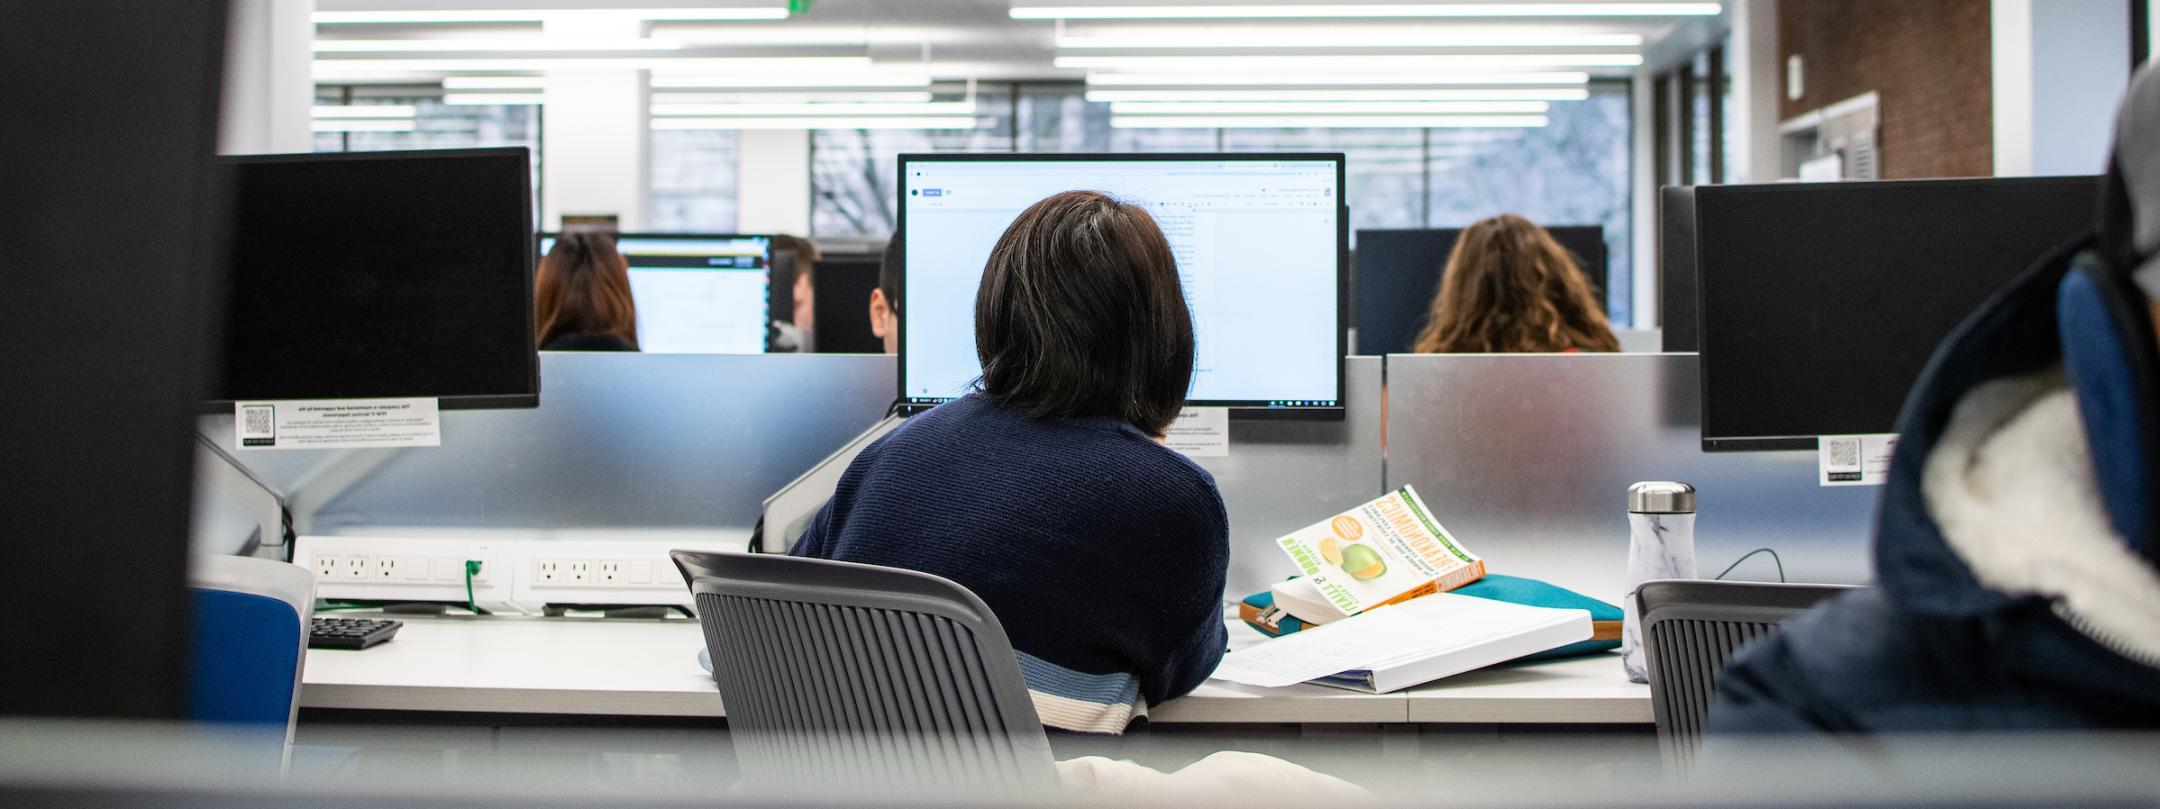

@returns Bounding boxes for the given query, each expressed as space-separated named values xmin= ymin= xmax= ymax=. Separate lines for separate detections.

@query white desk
xmin=301 ymin=615 xmax=1650 ymax=725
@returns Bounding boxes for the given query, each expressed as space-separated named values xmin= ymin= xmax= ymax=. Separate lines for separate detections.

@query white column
xmin=541 ymin=13 xmax=649 ymax=230
xmin=219 ymin=0 xmax=314 ymax=155
xmin=737 ymin=129 xmax=813 ymax=236
xmin=1630 ymin=70 xmax=1658 ymax=330
xmin=1725 ymin=0 xmax=1782 ymax=184
xmin=1993 ymin=0 xmax=2131 ymax=176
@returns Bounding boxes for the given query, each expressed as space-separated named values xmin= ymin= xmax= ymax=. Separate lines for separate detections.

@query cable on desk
xmin=464 ymin=560 xmax=492 ymax=615
xmin=1713 ymin=548 xmax=1787 ymax=583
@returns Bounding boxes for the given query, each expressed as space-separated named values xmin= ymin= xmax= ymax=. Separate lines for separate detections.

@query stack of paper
xmin=1212 ymin=593 xmax=1591 ymax=694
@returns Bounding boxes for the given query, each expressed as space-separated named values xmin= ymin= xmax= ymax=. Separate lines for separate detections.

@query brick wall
xmin=1779 ymin=0 xmax=1994 ymax=178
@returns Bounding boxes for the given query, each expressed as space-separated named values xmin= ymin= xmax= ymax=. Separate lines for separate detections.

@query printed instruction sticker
xmin=1164 ymin=407 xmax=1230 ymax=457
xmin=1819 ymin=433 xmax=1897 ymax=486
xmin=235 ymin=398 xmax=441 ymax=450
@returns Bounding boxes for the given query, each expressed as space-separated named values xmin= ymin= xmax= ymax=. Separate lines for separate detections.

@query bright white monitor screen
xmin=539 ymin=234 xmax=771 ymax=354
xmin=899 ymin=156 xmax=1344 ymax=411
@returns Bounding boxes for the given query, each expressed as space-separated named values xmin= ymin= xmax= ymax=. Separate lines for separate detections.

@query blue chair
xmin=189 ymin=554 xmax=315 ymax=745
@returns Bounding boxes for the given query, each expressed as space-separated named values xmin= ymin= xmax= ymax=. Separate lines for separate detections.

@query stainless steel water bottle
xmin=1620 ymin=481 xmax=1697 ymax=684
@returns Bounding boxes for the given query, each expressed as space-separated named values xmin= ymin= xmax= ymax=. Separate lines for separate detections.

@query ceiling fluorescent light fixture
xmin=443 ymin=92 xmax=545 ymax=105
xmin=649 ymin=73 xmax=934 ymax=88
xmin=313 ymin=56 xmax=872 ymax=73
xmin=441 ymin=76 xmax=548 ymax=90
xmin=1056 ymin=31 xmax=1643 ymax=48
xmin=1110 ymin=114 xmax=1549 ymax=128
xmin=1013 ymin=3 xmax=1721 ymax=20
xmin=1086 ymin=87 xmax=1589 ymax=101
xmin=652 ymin=90 xmax=938 ymax=103
xmin=1057 ymin=53 xmax=1642 ymax=70
xmin=310 ymin=104 xmax=418 ymax=118
xmin=1110 ymin=100 xmax=1549 ymax=114
xmin=1086 ymin=70 xmax=1588 ymax=86
xmin=652 ymin=101 xmax=978 ymax=116
xmin=652 ymin=116 xmax=981 ymax=130
xmin=314 ymin=7 xmax=789 ymax=24
xmin=315 ymin=39 xmax=689 ymax=53
xmin=310 ymin=119 xmax=418 ymax=132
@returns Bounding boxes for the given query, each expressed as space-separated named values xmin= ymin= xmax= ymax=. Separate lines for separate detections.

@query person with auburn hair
xmin=791 ymin=190 xmax=1228 ymax=736
xmin=534 ymin=227 xmax=639 ymax=351
xmin=1410 ymin=214 xmax=1620 ymax=354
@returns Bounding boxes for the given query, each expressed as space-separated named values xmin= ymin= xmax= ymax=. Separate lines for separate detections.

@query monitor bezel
xmin=207 ymin=147 xmax=539 ymax=412
xmin=893 ymin=152 xmax=1350 ymax=422
xmin=1691 ymin=175 xmax=2101 ymax=452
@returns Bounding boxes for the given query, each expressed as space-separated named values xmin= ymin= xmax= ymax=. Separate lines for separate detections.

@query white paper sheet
xmin=1164 ymin=407 xmax=1230 ymax=457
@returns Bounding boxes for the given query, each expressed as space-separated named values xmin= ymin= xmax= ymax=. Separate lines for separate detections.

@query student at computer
xmin=790 ymin=191 xmax=1228 ymax=735
xmin=1710 ymin=65 xmax=2160 ymax=735
xmin=869 ymin=235 xmax=901 ymax=354
xmin=534 ymin=227 xmax=638 ymax=352
xmin=1410 ymin=214 xmax=1619 ymax=353
xmin=770 ymin=234 xmax=820 ymax=352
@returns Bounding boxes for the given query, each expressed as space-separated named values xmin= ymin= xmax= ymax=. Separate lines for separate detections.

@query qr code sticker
xmin=1826 ymin=438 xmax=1860 ymax=469
xmin=240 ymin=405 xmax=275 ymax=447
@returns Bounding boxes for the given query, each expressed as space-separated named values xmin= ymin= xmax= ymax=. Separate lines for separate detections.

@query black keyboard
xmin=310 ymin=616 xmax=402 ymax=650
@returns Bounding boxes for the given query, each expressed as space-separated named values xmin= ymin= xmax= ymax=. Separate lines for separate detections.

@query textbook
xmin=1274 ymin=486 xmax=1486 ymax=618
xmin=1214 ymin=592 xmax=1592 ymax=693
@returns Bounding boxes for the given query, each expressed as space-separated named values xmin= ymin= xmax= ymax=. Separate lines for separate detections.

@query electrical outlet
xmin=297 ymin=536 xmax=512 ymax=608
xmin=597 ymin=560 xmax=626 ymax=585
xmin=566 ymin=560 xmax=593 ymax=585
xmin=535 ymin=559 xmax=563 ymax=584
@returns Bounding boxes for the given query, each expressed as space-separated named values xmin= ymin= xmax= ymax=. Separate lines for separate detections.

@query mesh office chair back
xmin=1637 ymin=580 xmax=1855 ymax=763
xmin=670 ymin=550 xmax=1056 ymax=798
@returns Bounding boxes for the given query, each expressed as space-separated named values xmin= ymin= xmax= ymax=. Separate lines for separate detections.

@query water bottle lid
xmin=1628 ymin=481 xmax=1696 ymax=514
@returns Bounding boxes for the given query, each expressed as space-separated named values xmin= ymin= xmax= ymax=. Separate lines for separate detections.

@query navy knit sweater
xmin=790 ymin=393 xmax=1230 ymax=733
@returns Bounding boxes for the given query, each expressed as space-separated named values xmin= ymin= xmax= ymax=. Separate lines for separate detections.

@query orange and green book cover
xmin=1274 ymin=485 xmax=1486 ymax=617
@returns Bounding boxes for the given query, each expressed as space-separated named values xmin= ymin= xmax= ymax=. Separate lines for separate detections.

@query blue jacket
xmin=1708 ymin=232 xmax=2160 ymax=733
xmin=791 ymin=393 xmax=1231 ymax=734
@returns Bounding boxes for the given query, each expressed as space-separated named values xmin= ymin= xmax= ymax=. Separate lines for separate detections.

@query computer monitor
xmin=809 ymin=257 xmax=885 ymax=354
xmin=1658 ymin=186 xmax=1700 ymax=352
xmin=1695 ymin=176 xmax=2099 ymax=451
xmin=539 ymin=233 xmax=773 ymax=354
xmin=1352 ymin=226 xmax=1607 ymax=355
xmin=898 ymin=154 xmax=1347 ymax=418
xmin=218 ymin=148 xmax=538 ymax=410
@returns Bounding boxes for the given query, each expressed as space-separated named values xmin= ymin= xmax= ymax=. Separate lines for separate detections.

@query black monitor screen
xmin=1696 ymin=176 xmax=2098 ymax=451
xmin=810 ymin=258 xmax=884 ymax=354
xmin=218 ymin=148 xmax=537 ymax=408
xmin=1353 ymin=226 xmax=1606 ymax=355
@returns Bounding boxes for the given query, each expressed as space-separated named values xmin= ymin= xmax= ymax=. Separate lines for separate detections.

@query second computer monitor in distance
xmin=898 ymin=154 xmax=1347 ymax=417
xmin=540 ymin=233 xmax=772 ymax=354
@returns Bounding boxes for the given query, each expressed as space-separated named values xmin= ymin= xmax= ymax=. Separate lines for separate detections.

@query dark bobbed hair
xmin=534 ymin=226 xmax=637 ymax=349
xmin=975 ymin=191 xmax=1195 ymax=436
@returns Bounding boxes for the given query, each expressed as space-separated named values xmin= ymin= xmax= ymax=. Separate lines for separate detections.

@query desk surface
xmin=301 ymin=614 xmax=1649 ymax=725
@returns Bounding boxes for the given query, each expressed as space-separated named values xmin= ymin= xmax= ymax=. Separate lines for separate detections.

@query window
xmin=808 ymin=82 xmax=1636 ymax=322
xmin=809 ymin=85 xmax=1016 ymax=238
xmin=649 ymin=129 xmax=742 ymax=233
xmin=312 ymin=88 xmax=542 ymax=214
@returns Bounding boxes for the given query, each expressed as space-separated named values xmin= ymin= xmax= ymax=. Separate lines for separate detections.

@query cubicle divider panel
xmin=1384 ymin=353 xmax=1878 ymax=603
xmin=1201 ymin=356 xmax=1388 ymax=598
xmin=202 ymin=353 xmax=896 ymax=539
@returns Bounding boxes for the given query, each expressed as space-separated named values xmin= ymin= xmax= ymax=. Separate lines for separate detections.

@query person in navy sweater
xmin=791 ymin=190 xmax=1230 ymax=735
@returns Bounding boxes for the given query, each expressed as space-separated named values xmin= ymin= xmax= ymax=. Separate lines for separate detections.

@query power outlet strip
xmin=294 ymin=535 xmax=514 ymax=608
xmin=513 ymin=539 xmax=713 ymax=609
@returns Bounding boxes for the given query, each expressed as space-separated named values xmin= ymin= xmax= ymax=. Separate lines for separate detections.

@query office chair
xmin=1637 ymin=579 xmax=1854 ymax=764
xmin=671 ymin=550 xmax=1056 ymax=798
xmin=188 ymin=554 xmax=315 ymax=749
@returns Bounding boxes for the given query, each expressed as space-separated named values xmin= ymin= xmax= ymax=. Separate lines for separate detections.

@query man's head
xmin=871 ymin=234 xmax=902 ymax=354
